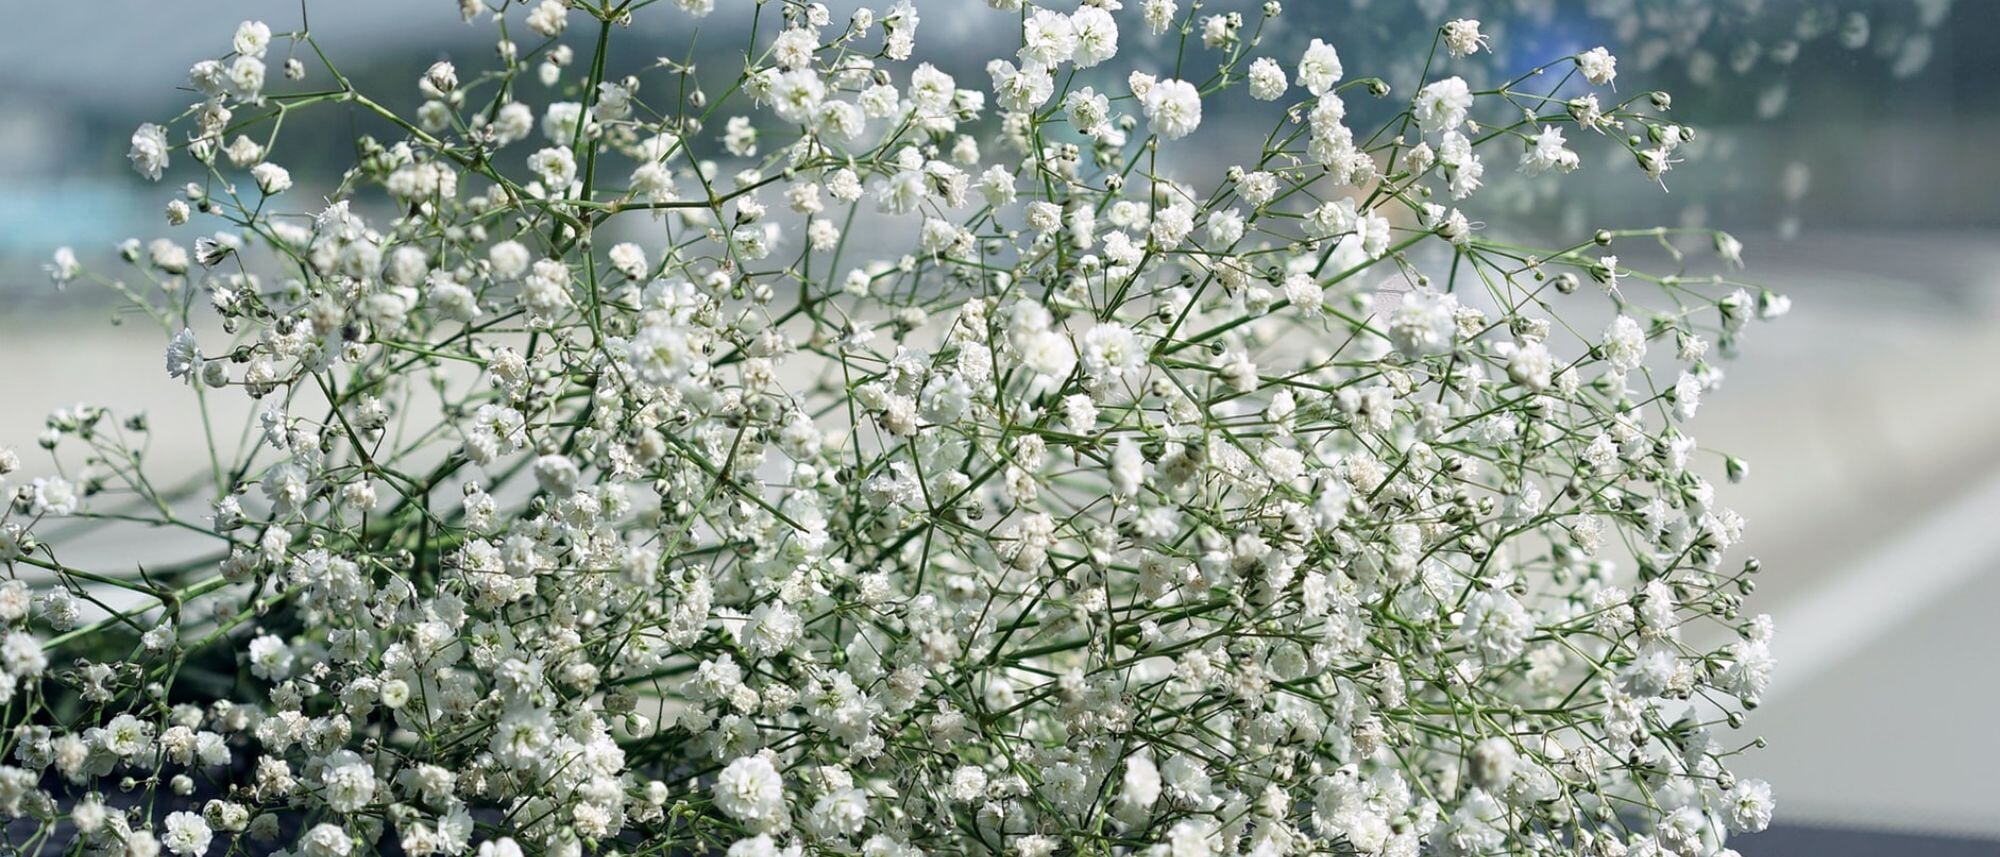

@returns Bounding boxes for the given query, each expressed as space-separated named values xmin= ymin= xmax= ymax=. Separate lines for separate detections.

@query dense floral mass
xmin=5 ymin=1 xmax=1788 ymax=855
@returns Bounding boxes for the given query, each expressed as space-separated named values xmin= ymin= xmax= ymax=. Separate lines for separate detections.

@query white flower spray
xmin=6 ymin=4 xmax=1788 ymax=857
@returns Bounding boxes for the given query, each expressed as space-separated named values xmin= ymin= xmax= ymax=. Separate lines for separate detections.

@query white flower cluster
xmin=11 ymin=3 xmax=1789 ymax=857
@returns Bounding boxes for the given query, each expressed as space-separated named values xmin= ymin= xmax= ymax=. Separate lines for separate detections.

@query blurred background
xmin=0 ymin=1 xmax=1994 ymax=851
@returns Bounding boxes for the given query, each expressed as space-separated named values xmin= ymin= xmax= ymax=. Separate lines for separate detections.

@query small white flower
xmin=525 ymin=0 xmax=569 ymax=37
xmin=247 ymin=633 xmax=293 ymax=681
xmin=1110 ymin=438 xmax=1144 ymax=498
xmin=528 ymin=146 xmax=577 ymax=190
xmin=166 ymin=329 xmax=199 ymax=380
xmin=1463 ymin=590 xmax=1534 ymax=662
xmin=30 ymin=477 xmax=80 ymax=517
xmin=229 ymin=56 xmax=266 ymax=101
xmin=771 ymin=28 xmax=818 ymax=70
xmin=489 ymin=240 xmax=531 ymax=279
xmin=1247 ymin=57 xmax=1287 ymax=101
xmin=299 ymin=824 xmax=353 ymax=857
xmin=424 ymin=60 xmax=458 ymax=96
xmin=714 ymin=754 xmax=788 ymax=828
xmin=1414 ymin=76 xmax=1473 ymax=133
xmin=1442 ymin=19 xmax=1488 ymax=58
xmin=130 ymin=123 xmax=170 ymax=181
xmin=1143 ymin=78 xmax=1202 ymax=140
xmin=1295 ymin=38 xmax=1343 ymax=96
xmin=233 ymin=21 xmax=272 ymax=58
xmin=162 ymin=811 xmax=213 ymax=857
xmin=1602 ymin=315 xmax=1648 ymax=372
xmin=0 ymin=631 xmax=47 ymax=678
xmin=1388 ymin=291 xmax=1460 ymax=358
xmin=1519 ymin=126 xmax=1579 ymax=176
xmin=609 ymin=242 xmax=649 ymax=279
xmin=47 ymin=247 xmax=80 ymax=286
xmin=1069 ymin=6 xmax=1119 ymax=68
xmin=1019 ymin=9 xmax=1075 ymax=67
xmin=251 ymin=162 xmax=292 ymax=194
xmin=1726 ymin=779 xmax=1775 ymax=833
xmin=1504 ymin=340 xmax=1554 ymax=391
xmin=908 ymin=63 xmax=956 ymax=113
xmin=1578 ymin=46 xmax=1619 ymax=86
xmin=948 ymin=765 xmax=988 ymax=802
xmin=533 ymin=453 xmax=581 ymax=494
xmin=1081 ymin=322 xmax=1143 ymax=384
xmin=322 ymin=753 xmax=378 ymax=814
xmin=427 ymin=275 xmax=481 ymax=322
xmin=989 ymin=59 xmax=1054 ymax=112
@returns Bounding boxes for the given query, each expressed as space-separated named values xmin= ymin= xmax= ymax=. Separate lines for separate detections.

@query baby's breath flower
xmin=1443 ymin=19 xmax=1488 ymax=58
xmin=1071 ymin=6 xmax=1118 ymax=68
xmin=1519 ymin=126 xmax=1579 ymax=175
xmin=527 ymin=146 xmax=576 ymax=189
xmin=1414 ymin=76 xmax=1474 ymax=132
xmin=1142 ymin=78 xmax=1202 ymax=139
xmin=28 ymin=476 xmax=79 ymax=516
xmin=3 ymin=8 xmax=1788 ymax=857
xmin=161 ymin=811 xmax=212 ymax=857
xmin=524 ymin=0 xmax=567 ymax=38
xmin=232 ymin=20 xmax=271 ymax=58
xmin=1295 ymin=38 xmax=1343 ymax=95
xmin=128 ymin=123 xmax=170 ymax=181
xmin=250 ymin=162 xmax=292 ymax=195
xmin=715 ymin=755 xmax=788 ymax=829
xmin=165 ymin=329 xmax=198 ymax=380
xmin=46 ymin=247 xmax=79 ymax=286
xmin=1579 ymin=46 xmax=1620 ymax=86
xmin=1246 ymin=57 xmax=1287 ymax=101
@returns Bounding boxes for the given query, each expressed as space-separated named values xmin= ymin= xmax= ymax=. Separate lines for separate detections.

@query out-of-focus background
xmin=1 ymin=1 xmax=1994 ymax=851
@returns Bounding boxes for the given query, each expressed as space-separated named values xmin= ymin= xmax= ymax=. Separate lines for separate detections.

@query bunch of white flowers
xmin=7 ymin=2 xmax=1788 ymax=856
